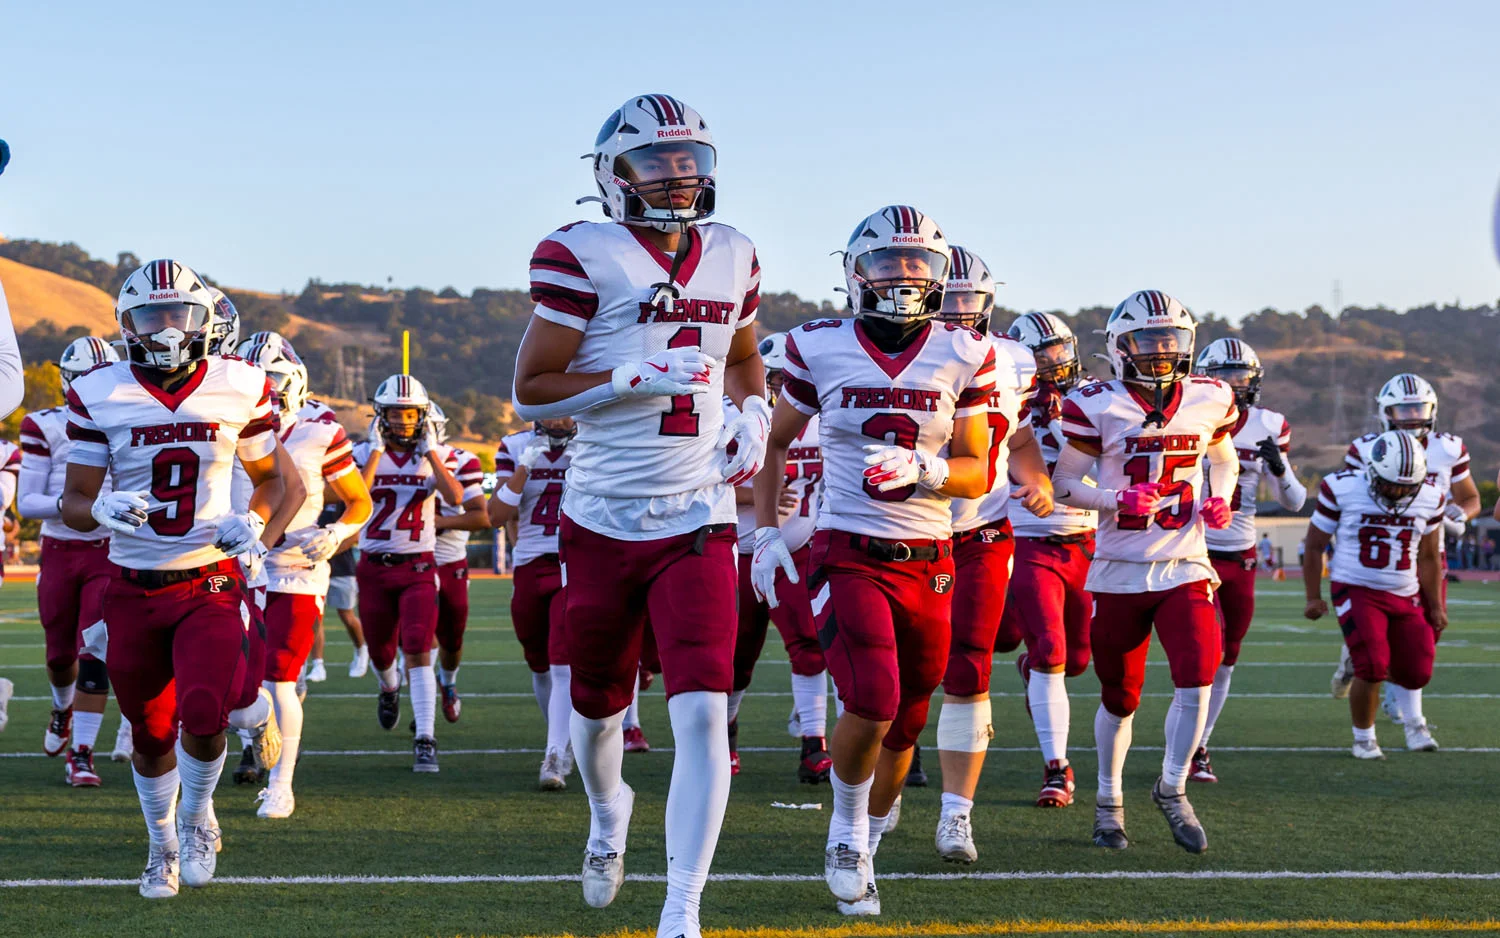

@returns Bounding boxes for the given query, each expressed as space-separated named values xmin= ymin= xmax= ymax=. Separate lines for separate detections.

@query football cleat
xmin=65 ymin=746 xmax=102 ymax=787
xmin=413 ymin=736 xmax=439 ymax=773
xmin=139 ymin=846 xmax=181 ymax=899
xmin=441 ymin=683 xmax=462 ymax=723
xmin=44 ymin=706 xmax=73 ymax=756
xmin=787 ymin=705 xmax=802 ymax=739
xmin=539 ymin=750 xmax=566 ymax=791
xmin=582 ymin=849 xmax=625 ymax=908
xmin=307 ymin=659 xmax=328 ymax=683
xmin=348 ymin=645 xmax=370 ymax=679
xmin=1331 ymin=646 xmax=1354 ymax=699
xmin=836 ymin=880 xmax=881 ymax=916
xmin=1188 ymin=747 xmax=1218 ymax=783
xmin=622 ymin=725 xmax=649 ymax=753
xmin=798 ymin=736 xmax=832 ymax=784
xmin=935 ymin=812 xmax=978 ymax=864
xmin=177 ymin=820 xmax=220 ymax=887
xmin=112 ymin=721 xmax=134 ymax=762
xmin=232 ymin=745 xmax=264 ymax=785
xmin=0 ymin=677 xmax=13 ymax=733
xmin=1016 ymin=652 xmax=1033 ymax=718
xmin=1037 ymin=760 xmax=1075 ymax=807
xmin=1381 ymin=685 xmax=1406 ymax=725
xmin=255 ymin=786 xmax=296 ymax=819
xmin=824 ymin=844 xmax=870 ymax=902
xmin=1352 ymin=738 xmax=1386 ymax=760
xmin=1403 ymin=721 xmax=1438 ymax=752
xmin=377 ymin=687 xmax=401 ymax=730
xmin=1151 ymin=778 xmax=1208 ymax=854
xmin=904 ymin=744 xmax=928 ymax=787
xmin=246 ymin=707 xmax=283 ymax=772
xmin=295 ymin=669 xmax=308 ymax=703
xmin=1092 ymin=802 xmax=1129 ymax=849
xmin=885 ymin=794 xmax=902 ymax=832
xmin=727 ymin=718 xmax=740 ymax=776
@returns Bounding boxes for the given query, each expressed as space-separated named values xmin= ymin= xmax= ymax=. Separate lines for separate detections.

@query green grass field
xmin=2 ymin=577 xmax=1498 ymax=938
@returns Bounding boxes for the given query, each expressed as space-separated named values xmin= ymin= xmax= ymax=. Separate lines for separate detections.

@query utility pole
xmin=1330 ymin=280 xmax=1345 ymax=445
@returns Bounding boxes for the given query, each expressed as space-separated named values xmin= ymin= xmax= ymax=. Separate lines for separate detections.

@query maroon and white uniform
xmin=433 ymin=445 xmax=484 ymax=656
xmin=0 ymin=440 xmax=17 ymax=575
xmin=1060 ymin=376 xmax=1238 ymax=715
xmin=780 ymin=318 xmax=995 ymax=749
xmin=496 ymin=430 xmax=572 ymax=673
xmin=66 ymin=358 xmax=277 ymax=756
xmin=528 ymin=220 xmax=759 ymax=716
xmin=1312 ymin=468 xmax=1444 ymax=687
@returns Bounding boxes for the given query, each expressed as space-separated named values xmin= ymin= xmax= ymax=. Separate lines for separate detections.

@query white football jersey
xmin=528 ymin=220 xmax=760 ymax=540
xmin=1060 ymin=376 xmax=1238 ymax=592
xmin=354 ymin=441 xmax=454 ymax=555
xmin=0 ymin=440 xmax=17 ymax=551
xmin=1312 ymin=468 xmax=1444 ymax=595
xmin=781 ymin=318 xmax=996 ymax=541
xmin=1008 ymin=386 xmax=1097 ymax=538
xmin=494 ymin=429 xmax=572 ymax=567
xmin=66 ymin=358 xmax=278 ymax=571
xmin=266 ymin=401 xmax=357 ymax=595
xmin=1205 ymin=405 xmax=1292 ymax=552
xmin=21 ymin=407 xmax=111 ymax=542
xmin=1345 ymin=431 xmax=1470 ymax=497
xmin=434 ymin=445 xmax=485 ymax=565
xmin=948 ymin=335 xmax=1025 ymax=532
xmin=728 ymin=399 xmax=821 ymax=553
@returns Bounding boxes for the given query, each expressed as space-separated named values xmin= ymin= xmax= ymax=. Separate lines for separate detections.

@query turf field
xmin=2 ymin=577 xmax=1498 ymax=938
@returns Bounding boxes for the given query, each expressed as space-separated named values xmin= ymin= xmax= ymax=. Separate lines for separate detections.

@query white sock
xmin=74 ymin=710 xmax=104 ymax=750
xmin=571 ymin=708 xmax=628 ymax=855
xmin=940 ymin=791 xmax=974 ymax=819
xmin=659 ymin=691 xmax=731 ymax=938
xmin=1200 ymin=665 xmax=1234 ymax=749
xmin=51 ymin=683 xmax=76 ymax=710
xmin=377 ymin=665 xmax=399 ymax=692
xmin=174 ymin=741 xmax=226 ymax=829
xmin=1353 ymin=724 xmax=1376 ymax=744
xmin=623 ymin=673 xmax=642 ymax=730
xmin=530 ymin=670 xmax=550 ymax=719
xmin=441 ymin=666 xmax=460 ymax=688
xmin=546 ymin=665 xmax=573 ymax=755
xmin=1028 ymin=670 xmax=1070 ymax=764
xmin=791 ymin=671 xmax=828 ymax=737
xmin=132 ymin=767 xmax=180 ymax=850
xmin=1401 ymin=687 xmax=1425 ymax=726
xmin=266 ymin=681 xmax=304 ymax=792
xmin=726 ymin=689 xmax=746 ymax=724
xmin=866 ymin=811 xmax=891 ymax=857
xmin=1094 ymin=705 xmax=1134 ymax=806
xmin=408 ymin=665 xmax=437 ymax=739
xmin=1161 ymin=686 xmax=1212 ymax=794
xmin=827 ymin=767 xmax=873 ymax=853
xmin=312 ymin=657 xmax=324 ymax=669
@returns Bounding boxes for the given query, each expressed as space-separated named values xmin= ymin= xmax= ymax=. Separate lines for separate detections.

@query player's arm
xmin=488 ymin=470 xmax=522 ymax=526
xmin=359 ymin=439 xmax=382 ymax=489
xmin=513 ymin=316 xmax=711 ymax=420
xmin=61 ymin=463 xmax=109 ymax=532
xmin=754 ymin=397 xmax=811 ymax=530
xmin=257 ymin=440 xmax=306 ymax=547
xmin=0 ymin=456 xmax=18 ymax=514
xmin=1416 ymin=526 xmax=1446 ymax=632
xmin=17 ymin=417 xmax=61 ymax=519
xmin=937 ymin=411 xmax=996 ymax=499
xmin=437 ymin=494 xmax=490 ymax=532
xmin=1201 ymin=430 xmax=1239 ymax=527
xmin=722 ymin=325 xmax=766 ymax=408
xmin=1302 ymin=523 xmax=1332 ymax=619
xmin=1449 ymin=473 xmax=1480 ymax=521
xmin=425 ymin=450 xmax=464 ymax=507
xmin=1051 ymin=440 xmax=1118 ymax=512
xmin=1006 ymin=423 xmax=1054 ymax=517
xmin=0 ymin=291 xmax=22 ymax=420
xmin=325 ymin=466 xmax=373 ymax=532
xmin=240 ymin=450 xmax=287 ymax=528
xmin=1259 ymin=422 xmax=1306 ymax=511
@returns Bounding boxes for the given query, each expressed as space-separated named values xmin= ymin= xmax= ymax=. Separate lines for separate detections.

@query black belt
xmin=1209 ymin=548 xmax=1255 ymax=562
xmin=1042 ymin=532 xmax=1095 ymax=546
xmin=954 ymin=520 xmax=1013 ymax=546
xmin=365 ymin=552 xmax=429 ymax=567
xmin=120 ymin=558 xmax=240 ymax=589
xmin=847 ymin=533 xmax=951 ymax=563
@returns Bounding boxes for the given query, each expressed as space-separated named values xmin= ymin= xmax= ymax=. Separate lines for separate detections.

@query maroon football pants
xmin=435 ymin=559 xmax=470 ymax=655
xmin=1092 ymin=579 xmax=1220 ymax=718
xmin=943 ymin=522 xmax=1015 ymax=696
xmin=37 ymin=536 xmax=115 ymax=677
xmin=357 ymin=554 xmax=439 ymax=669
xmin=1210 ymin=548 xmax=1257 ymax=667
xmin=1333 ymin=581 xmax=1435 ymax=688
xmin=734 ymin=545 xmax=825 ymax=692
xmin=1010 ymin=535 xmax=1094 ymax=677
xmin=511 ymin=554 xmax=568 ymax=671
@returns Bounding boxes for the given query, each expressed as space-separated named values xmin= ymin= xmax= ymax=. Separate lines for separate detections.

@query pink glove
xmin=1200 ymin=496 xmax=1232 ymax=529
xmin=1116 ymin=482 xmax=1163 ymax=516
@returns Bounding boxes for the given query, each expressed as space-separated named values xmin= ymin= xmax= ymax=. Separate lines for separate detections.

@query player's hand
xmin=750 ymin=527 xmax=798 ymax=608
xmin=1014 ymin=478 xmax=1055 ymax=518
xmin=90 ymin=490 xmax=150 ymax=535
xmin=1200 ymin=496 xmax=1232 ymax=530
xmin=862 ymin=445 xmax=949 ymax=492
xmin=214 ymin=512 xmax=267 ymax=558
xmin=611 ymin=347 xmax=713 ymax=398
xmin=1427 ymin=604 xmax=1449 ymax=633
xmin=1257 ymin=437 xmax=1287 ymax=477
xmin=517 ymin=436 xmax=550 ymax=472
xmin=301 ymin=523 xmax=353 ymax=565
xmin=721 ymin=395 xmax=772 ymax=486
xmin=415 ymin=422 xmax=439 ymax=459
xmin=777 ymin=485 xmax=799 ymax=517
xmin=239 ymin=539 xmax=268 ymax=582
xmin=1445 ymin=500 xmax=1468 ymax=523
xmin=1116 ymin=482 xmax=1163 ymax=516
xmin=1304 ymin=597 xmax=1328 ymax=621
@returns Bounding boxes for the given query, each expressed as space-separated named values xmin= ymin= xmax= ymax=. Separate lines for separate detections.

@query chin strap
xmin=1142 ymin=381 xmax=1168 ymax=429
xmin=648 ymin=228 xmax=696 ymax=308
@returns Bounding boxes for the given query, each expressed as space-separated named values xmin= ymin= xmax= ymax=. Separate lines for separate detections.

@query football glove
xmin=1444 ymin=500 xmax=1469 ymax=523
xmin=214 ymin=512 xmax=266 ymax=558
xmin=1116 ymin=482 xmax=1163 ymax=516
xmin=750 ymin=527 xmax=798 ymax=608
xmin=301 ymin=522 xmax=355 ymax=565
xmin=1256 ymin=437 xmax=1287 ymax=477
xmin=862 ymin=444 xmax=948 ymax=493
xmin=517 ymin=436 xmax=551 ymax=471
xmin=611 ymin=347 xmax=713 ymax=399
xmin=90 ymin=490 xmax=150 ymax=536
xmin=1200 ymin=496 xmax=1232 ymax=530
xmin=414 ymin=422 xmax=439 ymax=459
xmin=721 ymin=395 xmax=772 ymax=487
xmin=240 ymin=539 xmax=268 ymax=582
xmin=1442 ymin=515 xmax=1466 ymax=538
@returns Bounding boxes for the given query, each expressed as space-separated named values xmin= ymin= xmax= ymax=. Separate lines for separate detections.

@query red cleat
xmin=728 ymin=718 xmax=740 ymax=776
xmin=1036 ymin=759 xmax=1074 ymax=808
xmin=44 ymin=706 xmax=73 ymax=757
xmin=440 ymin=684 xmax=462 ymax=723
xmin=798 ymin=736 xmax=832 ymax=784
xmin=1188 ymin=747 xmax=1218 ymax=783
xmin=65 ymin=746 xmax=102 ymax=787
xmin=622 ymin=726 xmax=649 ymax=753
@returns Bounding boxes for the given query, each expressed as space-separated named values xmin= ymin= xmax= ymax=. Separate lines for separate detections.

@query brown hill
xmin=0 ymin=257 xmax=117 ymax=334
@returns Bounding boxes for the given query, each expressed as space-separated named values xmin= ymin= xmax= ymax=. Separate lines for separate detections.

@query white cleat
xmin=1352 ymin=739 xmax=1386 ymax=760
xmin=0 ymin=677 xmax=13 ymax=733
xmin=348 ymin=646 xmax=370 ymax=679
xmin=824 ymin=843 xmax=870 ymax=902
xmin=1403 ymin=721 xmax=1439 ymax=752
xmin=177 ymin=821 xmax=220 ymax=887
xmin=836 ymin=879 xmax=881 ymax=916
xmin=885 ymin=794 xmax=902 ymax=833
xmin=307 ymin=660 xmax=328 ymax=683
xmin=581 ymin=850 xmax=625 ymax=908
xmin=255 ymin=786 xmax=296 ymax=819
xmin=1330 ymin=646 xmax=1353 ymax=699
xmin=935 ymin=812 xmax=978 ymax=864
xmin=539 ymin=750 xmax=566 ymax=791
xmin=138 ymin=846 xmax=180 ymax=899
xmin=787 ymin=705 xmax=802 ymax=739
xmin=112 ymin=721 xmax=134 ymax=762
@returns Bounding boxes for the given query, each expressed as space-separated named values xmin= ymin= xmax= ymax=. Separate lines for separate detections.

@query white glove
xmin=720 ymin=395 xmax=772 ymax=486
xmin=1442 ymin=515 xmax=1466 ymax=538
xmin=750 ymin=527 xmax=799 ymax=609
xmin=611 ymin=347 xmax=713 ymax=398
xmin=214 ymin=512 xmax=267 ymax=558
xmin=366 ymin=417 xmax=386 ymax=453
xmin=240 ymin=539 xmax=268 ymax=582
xmin=301 ymin=522 xmax=354 ymax=565
xmin=90 ymin=490 xmax=150 ymax=536
xmin=1445 ymin=501 xmax=1469 ymax=523
xmin=517 ymin=436 xmax=551 ymax=471
xmin=414 ymin=422 xmax=439 ymax=459
xmin=861 ymin=444 xmax=949 ymax=493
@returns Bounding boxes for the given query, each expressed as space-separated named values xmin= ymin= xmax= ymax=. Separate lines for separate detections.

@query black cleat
xmin=413 ymin=736 xmax=439 ymax=773
xmin=904 ymin=744 xmax=928 ymax=787
xmin=1092 ymin=802 xmax=1129 ymax=849
xmin=1151 ymin=777 xmax=1208 ymax=854
xmin=232 ymin=745 xmax=264 ymax=785
xmin=798 ymin=735 xmax=832 ymax=784
xmin=377 ymin=688 xmax=400 ymax=730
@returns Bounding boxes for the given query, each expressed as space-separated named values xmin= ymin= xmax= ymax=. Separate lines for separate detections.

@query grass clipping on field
xmin=512 ymin=918 xmax=1500 ymax=937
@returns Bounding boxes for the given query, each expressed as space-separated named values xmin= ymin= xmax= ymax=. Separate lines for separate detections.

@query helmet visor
xmin=1035 ymin=339 xmax=1081 ymax=388
xmin=122 ymin=303 xmax=210 ymax=338
xmin=1386 ymin=402 xmax=1435 ymax=430
xmin=1206 ymin=366 xmax=1260 ymax=392
xmin=1371 ymin=475 xmax=1422 ymax=510
xmin=855 ymin=247 xmax=949 ymax=291
xmin=615 ymin=142 xmax=715 ymax=212
xmin=938 ymin=290 xmax=994 ymax=328
xmin=267 ymin=368 xmax=299 ymax=412
xmin=1120 ymin=327 xmax=1193 ymax=380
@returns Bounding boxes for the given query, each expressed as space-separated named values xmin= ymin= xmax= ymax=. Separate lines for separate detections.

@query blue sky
xmin=2 ymin=1 xmax=1498 ymax=320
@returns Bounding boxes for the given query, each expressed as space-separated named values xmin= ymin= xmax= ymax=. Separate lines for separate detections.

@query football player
xmin=1304 ymin=430 xmax=1446 ymax=759
xmin=513 ymin=94 xmax=769 ymax=938
xmin=1052 ymin=290 xmax=1239 ymax=855
xmin=929 ymin=248 xmax=1054 ymax=865
xmin=318 ymin=499 xmax=367 ymax=677
xmin=354 ymin=375 xmax=464 ymax=772
xmin=19 ymin=338 xmax=133 ymax=783
xmin=1331 ymin=374 xmax=1476 ymax=751
xmin=427 ymin=402 xmax=490 ymax=723
xmin=753 ymin=207 xmax=1048 ymax=915
xmin=1005 ymin=312 xmax=1096 ymax=808
xmin=61 ymin=259 xmax=288 ymax=897
xmin=490 ymin=417 xmax=576 ymax=789
xmin=1191 ymin=339 xmax=1306 ymax=781
xmin=726 ymin=332 xmax=831 ymax=783
xmin=236 ymin=332 xmax=371 ymax=818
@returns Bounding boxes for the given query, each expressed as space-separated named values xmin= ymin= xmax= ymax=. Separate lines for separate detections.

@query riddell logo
xmin=656 ymin=128 xmax=693 ymax=139
xmin=891 ymin=235 xmax=925 ymax=244
xmin=147 ymin=291 xmax=180 ymax=301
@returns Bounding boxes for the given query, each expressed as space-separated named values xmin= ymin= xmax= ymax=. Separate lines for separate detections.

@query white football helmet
xmin=1008 ymin=312 xmax=1081 ymax=391
xmin=236 ymin=331 xmax=309 ymax=417
xmin=1365 ymin=429 xmax=1428 ymax=513
xmin=1195 ymin=337 xmax=1263 ymax=411
xmin=843 ymin=206 xmax=951 ymax=322
xmin=1103 ymin=290 xmax=1196 ymax=388
xmin=937 ymin=246 xmax=998 ymax=333
xmin=115 ymin=259 xmax=217 ymax=370
xmin=590 ymin=94 xmax=715 ymax=232
xmin=206 ymin=288 xmax=241 ymax=356
xmin=1376 ymin=373 xmax=1438 ymax=439
xmin=372 ymin=374 xmax=431 ymax=447
xmin=758 ymin=332 xmax=787 ymax=373
xmin=428 ymin=400 xmax=449 ymax=445
xmin=58 ymin=336 xmax=120 ymax=390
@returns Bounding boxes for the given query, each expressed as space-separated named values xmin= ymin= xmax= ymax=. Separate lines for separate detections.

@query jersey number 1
xmin=659 ymin=327 xmax=701 ymax=437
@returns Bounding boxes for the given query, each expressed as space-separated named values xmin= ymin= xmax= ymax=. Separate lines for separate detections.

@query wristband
xmin=495 ymin=486 xmax=523 ymax=507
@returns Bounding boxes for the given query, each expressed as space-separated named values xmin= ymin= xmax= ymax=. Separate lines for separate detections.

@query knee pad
xmin=77 ymin=657 xmax=110 ymax=694
xmin=882 ymin=694 xmax=933 ymax=752
xmin=178 ymin=687 xmax=227 ymax=738
xmin=1222 ymin=638 xmax=1244 ymax=668
xmin=1101 ymin=683 xmax=1140 ymax=718
xmin=992 ymin=623 xmax=1023 ymax=655
xmin=785 ymin=639 xmax=826 ymax=677
xmin=571 ymin=678 xmax=631 ymax=722
xmin=1064 ymin=645 xmax=1091 ymax=678
xmin=936 ymin=699 xmax=993 ymax=753
xmin=942 ymin=643 xmax=992 ymax=697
